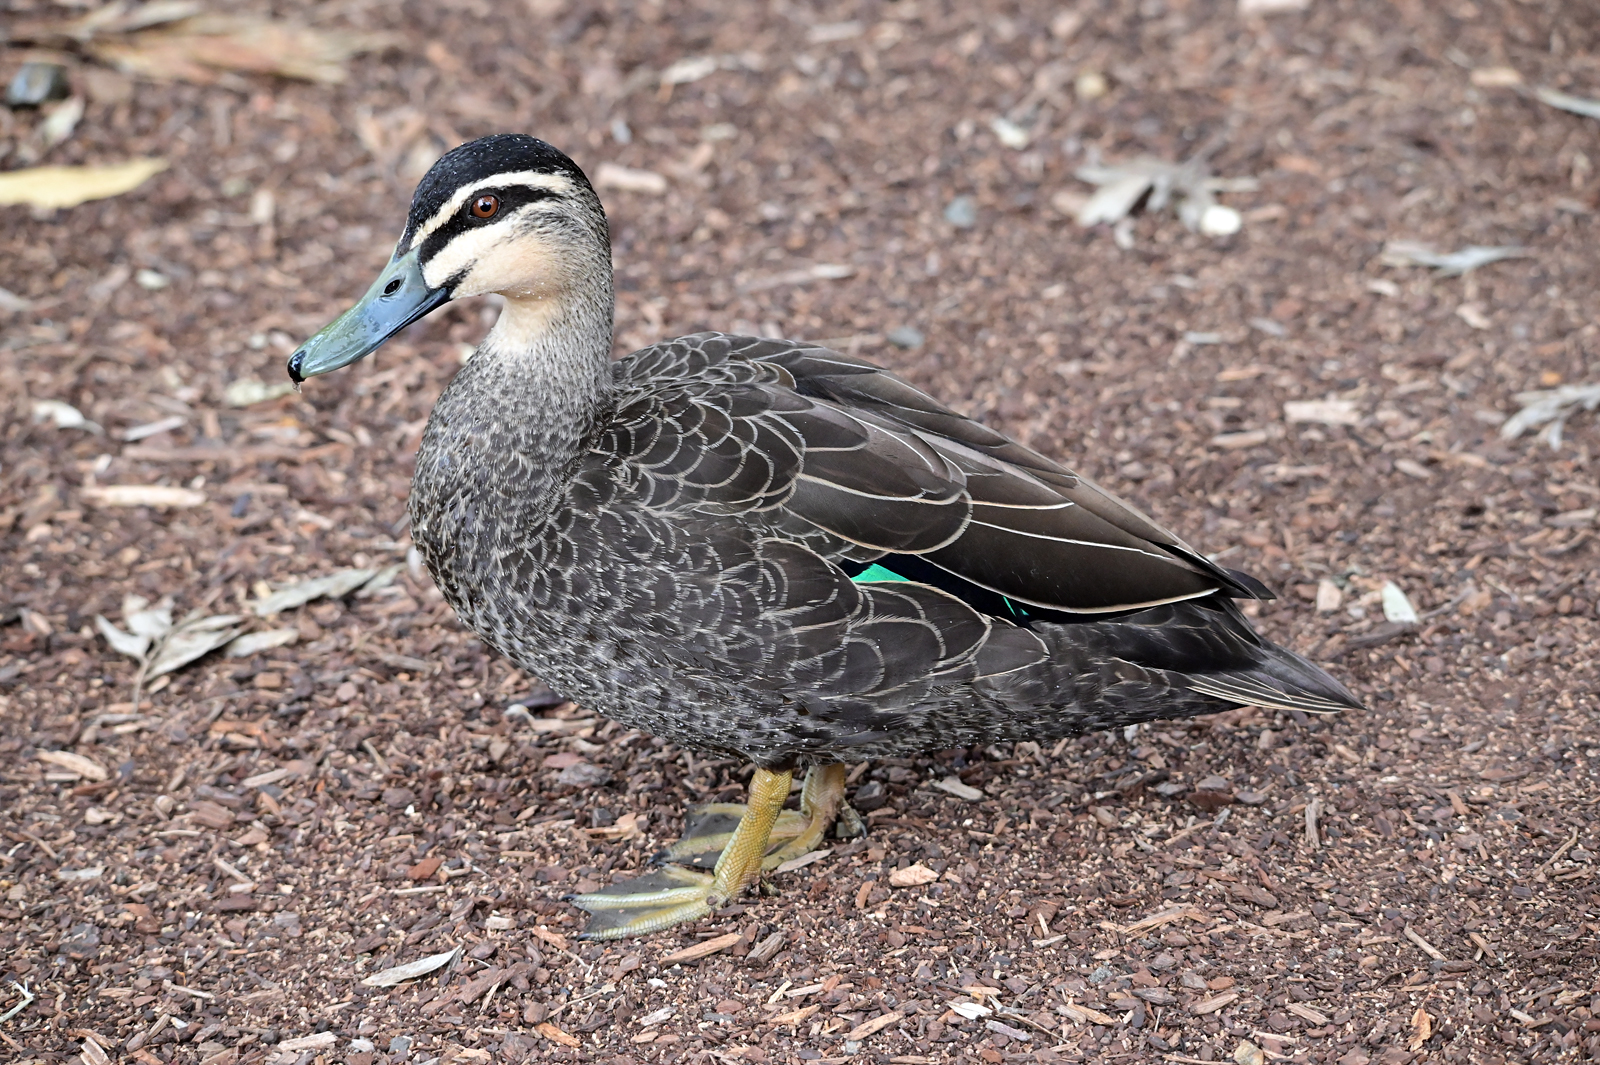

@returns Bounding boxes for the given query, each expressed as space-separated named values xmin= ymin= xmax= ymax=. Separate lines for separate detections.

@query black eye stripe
xmin=415 ymin=185 xmax=560 ymax=262
xmin=464 ymin=185 xmax=556 ymax=218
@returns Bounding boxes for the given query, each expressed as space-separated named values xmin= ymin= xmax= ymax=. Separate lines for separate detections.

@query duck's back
xmin=412 ymin=332 xmax=1359 ymax=766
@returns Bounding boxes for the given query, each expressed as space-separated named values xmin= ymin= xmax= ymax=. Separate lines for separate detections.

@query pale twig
xmin=1534 ymin=828 xmax=1581 ymax=877
xmin=0 ymin=981 xmax=35 ymax=1024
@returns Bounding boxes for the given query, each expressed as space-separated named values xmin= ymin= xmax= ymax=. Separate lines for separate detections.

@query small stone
xmin=886 ymin=326 xmax=925 ymax=349
xmin=555 ymin=761 xmax=611 ymax=787
xmin=389 ymin=1035 xmax=413 ymax=1057
xmin=944 ymin=196 xmax=978 ymax=228
xmin=382 ymin=787 xmax=416 ymax=808
xmin=6 ymin=63 xmax=70 ymax=108
xmin=851 ymin=780 xmax=887 ymax=810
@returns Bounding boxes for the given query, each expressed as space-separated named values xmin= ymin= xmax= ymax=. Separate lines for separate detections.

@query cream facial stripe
xmin=420 ymin=205 xmax=565 ymax=293
xmin=408 ymin=171 xmax=577 ymax=247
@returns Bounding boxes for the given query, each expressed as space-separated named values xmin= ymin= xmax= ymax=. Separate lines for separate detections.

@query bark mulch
xmin=2 ymin=2 xmax=1597 ymax=1064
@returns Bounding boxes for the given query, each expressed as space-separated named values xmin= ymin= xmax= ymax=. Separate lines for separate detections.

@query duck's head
xmin=288 ymin=134 xmax=609 ymax=384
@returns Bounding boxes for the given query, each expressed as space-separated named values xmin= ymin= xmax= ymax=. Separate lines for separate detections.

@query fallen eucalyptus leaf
xmin=361 ymin=947 xmax=461 ymax=988
xmin=225 ymin=628 xmax=300 ymax=657
xmin=1379 ymin=240 xmax=1529 ymax=277
xmin=95 ymin=615 xmax=152 ymax=660
xmin=1073 ymin=150 xmax=1245 ymax=239
xmin=1535 ymin=86 xmax=1600 ymax=122
xmin=89 ymin=15 xmax=393 ymax=85
xmin=0 ymin=158 xmax=168 ymax=209
xmin=1500 ymin=383 xmax=1600 ymax=449
xmin=1381 ymin=581 xmax=1419 ymax=625
xmin=146 ymin=614 xmax=247 ymax=677
xmin=353 ymin=564 xmax=404 ymax=598
xmin=32 ymin=399 xmax=101 ymax=432
xmin=249 ymin=567 xmax=381 ymax=616
xmin=123 ymin=595 xmax=174 ymax=640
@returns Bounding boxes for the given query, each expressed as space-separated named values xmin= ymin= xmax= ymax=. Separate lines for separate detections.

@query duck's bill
xmin=287 ymin=249 xmax=448 ymax=383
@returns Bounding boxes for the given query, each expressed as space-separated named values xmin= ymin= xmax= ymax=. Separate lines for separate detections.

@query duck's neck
xmin=467 ymin=280 xmax=613 ymax=424
xmin=425 ymin=281 xmax=615 ymax=505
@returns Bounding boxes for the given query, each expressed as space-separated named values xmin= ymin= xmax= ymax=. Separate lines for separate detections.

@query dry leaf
xmin=361 ymin=947 xmax=460 ymax=987
xmin=0 ymin=159 xmax=168 ymax=209
xmin=1074 ymin=153 xmax=1246 ymax=237
xmin=82 ymin=484 xmax=207 ymax=508
xmin=32 ymin=399 xmax=99 ymax=432
xmin=249 ymin=567 xmax=384 ymax=615
xmin=888 ymin=863 xmax=940 ymax=888
xmin=1535 ymin=86 xmax=1600 ymax=122
xmin=224 ymin=629 xmax=300 ymax=658
xmin=1500 ymin=383 xmax=1600 ymax=450
xmin=90 ymin=16 xmax=391 ymax=85
xmin=771 ymin=848 xmax=831 ymax=874
xmin=1381 ymin=582 xmax=1418 ymax=625
xmin=95 ymin=615 xmax=152 ymax=660
xmin=147 ymin=614 xmax=247 ymax=677
xmin=1408 ymin=1008 xmax=1433 ymax=1051
xmin=37 ymin=750 xmax=109 ymax=781
xmin=1380 ymin=240 xmax=1529 ymax=277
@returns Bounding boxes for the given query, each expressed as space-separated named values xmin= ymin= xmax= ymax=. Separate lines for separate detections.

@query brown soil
xmin=3 ymin=2 xmax=1598 ymax=1064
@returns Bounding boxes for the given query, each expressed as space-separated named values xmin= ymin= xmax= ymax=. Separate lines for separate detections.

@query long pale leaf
xmin=0 ymin=159 xmax=167 ymax=209
xmin=147 ymin=615 xmax=247 ymax=677
xmin=249 ymin=567 xmax=378 ymax=615
xmin=361 ymin=947 xmax=460 ymax=988
xmin=95 ymin=615 xmax=151 ymax=660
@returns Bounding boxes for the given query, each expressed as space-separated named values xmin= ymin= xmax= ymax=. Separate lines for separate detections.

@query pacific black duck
xmin=289 ymin=134 xmax=1361 ymax=939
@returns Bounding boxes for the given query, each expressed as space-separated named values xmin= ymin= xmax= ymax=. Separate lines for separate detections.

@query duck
xmin=288 ymin=133 xmax=1362 ymax=940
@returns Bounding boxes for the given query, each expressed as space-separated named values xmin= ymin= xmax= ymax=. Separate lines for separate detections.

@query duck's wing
xmin=611 ymin=333 xmax=1268 ymax=617
xmin=598 ymin=334 xmax=1356 ymax=737
xmin=595 ymin=335 xmax=1051 ymax=726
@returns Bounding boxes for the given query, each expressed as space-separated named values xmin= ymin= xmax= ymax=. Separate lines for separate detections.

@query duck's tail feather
xmin=1185 ymin=641 xmax=1364 ymax=716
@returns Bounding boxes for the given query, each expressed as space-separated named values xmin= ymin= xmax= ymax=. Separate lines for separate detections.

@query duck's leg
xmin=757 ymin=763 xmax=849 ymax=865
xmin=567 ymin=768 xmax=792 ymax=940
xmin=656 ymin=764 xmax=853 ymax=869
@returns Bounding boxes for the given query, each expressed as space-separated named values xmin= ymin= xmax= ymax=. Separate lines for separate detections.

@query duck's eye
xmin=471 ymin=194 xmax=500 ymax=219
